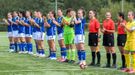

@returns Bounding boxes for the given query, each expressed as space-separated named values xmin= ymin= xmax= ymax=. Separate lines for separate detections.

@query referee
xmin=88 ymin=10 xmax=101 ymax=66
xmin=101 ymin=12 xmax=117 ymax=68
xmin=117 ymin=12 xmax=127 ymax=70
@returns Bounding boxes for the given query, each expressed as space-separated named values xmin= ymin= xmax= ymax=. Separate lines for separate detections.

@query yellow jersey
xmin=126 ymin=20 xmax=135 ymax=42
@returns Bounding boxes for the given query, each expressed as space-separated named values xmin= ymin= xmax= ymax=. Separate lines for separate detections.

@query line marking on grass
xmin=0 ymin=69 xmax=82 ymax=72
xmin=0 ymin=67 xmax=119 ymax=73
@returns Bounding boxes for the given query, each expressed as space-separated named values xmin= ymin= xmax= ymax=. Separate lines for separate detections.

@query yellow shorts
xmin=124 ymin=41 xmax=135 ymax=51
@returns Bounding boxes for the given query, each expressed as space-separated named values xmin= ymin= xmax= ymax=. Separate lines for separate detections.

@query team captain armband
xmin=131 ymin=26 xmax=135 ymax=31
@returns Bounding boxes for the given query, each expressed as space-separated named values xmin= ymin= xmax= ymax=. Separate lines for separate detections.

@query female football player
xmin=122 ymin=11 xmax=135 ymax=73
xmin=22 ymin=11 xmax=33 ymax=54
xmin=44 ymin=10 xmax=58 ymax=60
xmin=12 ymin=11 xmax=19 ymax=52
xmin=56 ymin=8 xmax=67 ymax=62
xmin=62 ymin=8 xmax=76 ymax=63
xmin=74 ymin=8 xmax=86 ymax=68
xmin=3 ymin=12 xmax=14 ymax=52
xmin=18 ymin=11 xmax=26 ymax=53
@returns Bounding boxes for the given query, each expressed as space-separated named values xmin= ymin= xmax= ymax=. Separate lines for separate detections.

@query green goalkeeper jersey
xmin=63 ymin=16 xmax=74 ymax=35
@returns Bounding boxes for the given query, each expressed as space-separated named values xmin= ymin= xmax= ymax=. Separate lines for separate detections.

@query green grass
xmin=0 ymin=32 xmax=132 ymax=75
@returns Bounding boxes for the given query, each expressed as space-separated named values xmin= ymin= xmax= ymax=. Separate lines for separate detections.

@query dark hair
xmin=50 ymin=10 xmax=56 ymax=18
xmin=66 ymin=8 xmax=73 ymax=15
xmin=19 ymin=11 xmax=26 ymax=17
xmin=90 ymin=10 xmax=97 ymax=17
xmin=58 ymin=8 xmax=62 ymax=11
xmin=118 ymin=12 xmax=125 ymax=20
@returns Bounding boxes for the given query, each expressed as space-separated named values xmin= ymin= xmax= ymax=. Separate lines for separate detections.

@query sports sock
xmin=132 ymin=54 xmax=135 ymax=70
xmin=92 ymin=51 xmax=96 ymax=64
xmin=77 ymin=50 xmax=81 ymax=61
xmin=121 ymin=54 xmax=126 ymax=68
xmin=112 ymin=53 xmax=117 ymax=65
xmin=67 ymin=49 xmax=71 ymax=60
xmin=125 ymin=54 xmax=130 ymax=68
xmin=107 ymin=53 xmax=111 ymax=66
xmin=96 ymin=51 xmax=101 ymax=64
xmin=71 ymin=49 xmax=76 ymax=60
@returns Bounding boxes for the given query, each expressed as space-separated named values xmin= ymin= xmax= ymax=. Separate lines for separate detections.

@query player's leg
xmin=110 ymin=46 xmax=117 ymax=68
xmin=88 ymin=33 xmax=98 ymax=66
xmin=118 ymin=46 xmax=126 ymax=69
xmin=69 ymin=33 xmax=75 ymax=63
xmin=33 ymin=32 xmax=39 ymax=56
xmin=37 ymin=32 xmax=45 ymax=57
xmin=13 ymin=31 xmax=19 ymax=52
xmin=109 ymin=34 xmax=117 ymax=68
xmin=57 ymin=33 xmax=67 ymax=61
xmin=25 ymin=35 xmax=33 ymax=54
xmin=105 ymin=46 xmax=111 ymax=68
xmin=96 ymin=44 xmax=101 ymax=66
xmin=122 ymin=50 xmax=130 ymax=72
xmin=64 ymin=34 xmax=71 ymax=62
xmin=8 ymin=32 xmax=14 ymax=52
xmin=47 ymin=36 xmax=56 ymax=60
xmin=75 ymin=35 xmax=86 ymax=68
xmin=19 ymin=33 xmax=26 ymax=53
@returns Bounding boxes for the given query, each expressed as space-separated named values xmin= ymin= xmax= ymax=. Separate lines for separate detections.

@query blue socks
xmin=18 ymin=43 xmax=22 ymax=51
xmin=61 ymin=47 xmax=67 ymax=58
xmin=77 ymin=50 xmax=81 ymax=61
xmin=14 ymin=43 xmax=18 ymax=52
xmin=21 ymin=42 xmax=26 ymax=52
xmin=81 ymin=50 xmax=86 ymax=60
xmin=26 ymin=43 xmax=33 ymax=52
xmin=50 ymin=51 xmax=56 ymax=58
xmin=38 ymin=49 xmax=45 ymax=55
xmin=9 ymin=43 xmax=14 ymax=50
xmin=77 ymin=50 xmax=86 ymax=61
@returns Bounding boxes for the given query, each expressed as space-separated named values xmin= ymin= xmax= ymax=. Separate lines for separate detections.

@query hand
xmin=29 ymin=19 xmax=34 ymax=23
xmin=43 ymin=16 xmax=47 ymax=22
xmin=71 ymin=21 xmax=74 ymax=25
xmin=62 ymin=18 xmax=68 ymax=25
xmin=2 ymin=18 xmax=6 ymax=21
xmin=120 ymin=23 xmax=125 ymax=27
xmin=44 ymin=21 xmax=50 ymax=27
xmin=101 ymin=29 xmax=105 ymax=33
xmin=16 ymin=20 xmax=19 ymax=24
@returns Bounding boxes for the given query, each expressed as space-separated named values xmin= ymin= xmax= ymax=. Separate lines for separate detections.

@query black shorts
xmin=103 ymin=33 xmax=114 ymax=47
xmin=88 ymin=33 xmax=98 ymax=46
xmin=117 ymin=34 xmax=127 ymax=47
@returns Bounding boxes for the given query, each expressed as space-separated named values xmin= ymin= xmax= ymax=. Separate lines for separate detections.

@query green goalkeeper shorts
xmin=64 ymin=33 xmax=75 ymax=45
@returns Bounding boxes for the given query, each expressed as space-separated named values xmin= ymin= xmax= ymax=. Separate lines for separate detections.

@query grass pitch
xmin=0 ymin=32 xmax=132 ymax=75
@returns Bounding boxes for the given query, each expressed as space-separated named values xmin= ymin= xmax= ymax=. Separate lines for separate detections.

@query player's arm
xmin=104 ymin=29 xmax=115 ymax=33
xmin=17 ymin=20 xmax=24 ymax=25
xmin=30 ymin=19 xmax=40 ymax=28
xmin=104 ymin=22 xmax=115 ymax=33
xmin=52 ymin=19 xmax=60 ymax=27
xmin=21 ymin=21 xmax=30 ymax=27
xmin=74 ymin=17 xmax=81 ymax=24
xmin=44 ymin=21 xmax=51 ymax=28
xmin=121 ymin=23 xmax=133 ymax=32
xmin=2 ymin=18 xmax=10 ymax=25
xmin=101 ymin=23 xmax=105 ymax=33
xmin=98 ymin=28 xmax=101 ymax=42
xmin=61 ymin=18 xmax=70 ymax=26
